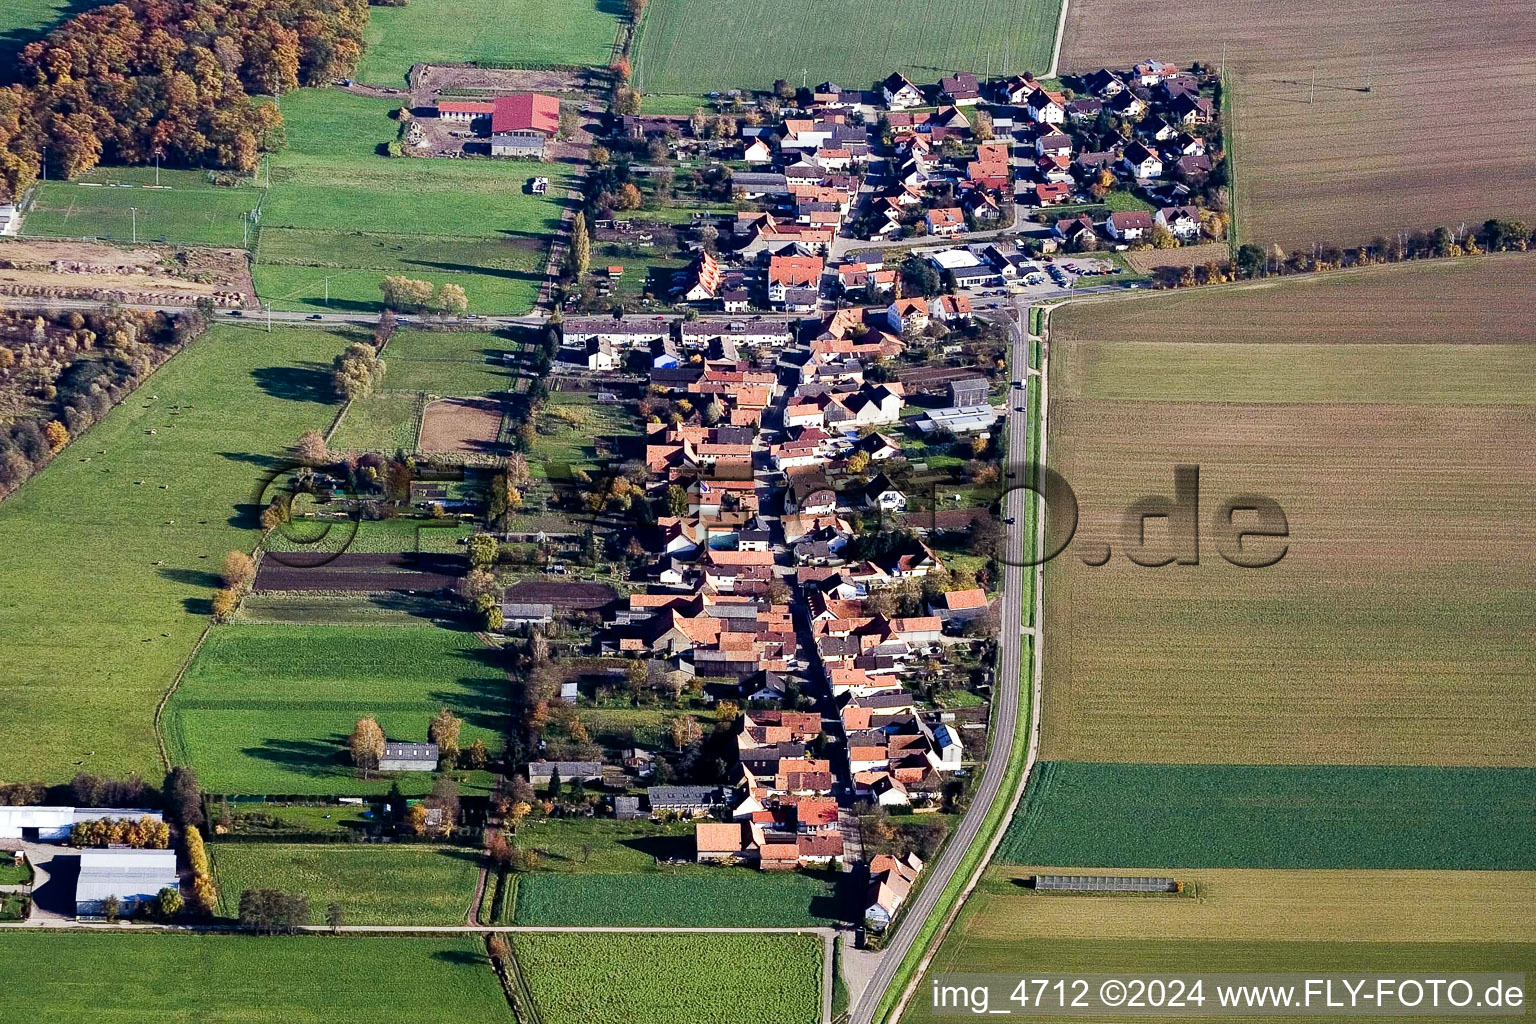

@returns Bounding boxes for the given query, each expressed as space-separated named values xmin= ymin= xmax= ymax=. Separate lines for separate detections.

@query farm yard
xmin=355 ymin=0 xmax=624 ymax=87
xmin=957 ymin=866 xmax=1536 ymax=945
xmin=0 ymin=323 xmax=351 ymax=783
xmin=1041 ymin=261 xmax=1536 ymax=768
xmin=999 ymin=763 xmax=1536 ymax=870
xmin=419 ymin=397 xmax=506 ymax=454
xmin=0 ymin=933 xmax=509 ymax=1022
xmin=212 ymin=843 xmax=482 ymax=924
xmin=1056 ymin=0 xmax=1536 ymax=247
xmin=22 ymin=168 xmax=263 ymax=248
xmin=632 ymin=0 xmax=1063 ymax=97
xmin=511 ymin=931 xmax=825 ymax=1024
xmin=514 ymin=866 xmax=842 ymax=927
xmin=252 ymin=89 xmax=574 ymax=315
xmin=165 ymin=624 xmax=506 ymax=795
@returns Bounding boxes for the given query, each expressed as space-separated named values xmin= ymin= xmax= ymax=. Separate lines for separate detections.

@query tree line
xmin=0 ymin=0 xmax=371 ymax=199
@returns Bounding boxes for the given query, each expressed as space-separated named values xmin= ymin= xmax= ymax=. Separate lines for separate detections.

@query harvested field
xmin=419 ymin=397 xmax=504 ymax=454
xmin=1041 ymin=263 xmax=1536 ymax=766
xmin=962 ymin=866 xmax=1536 ymax=944
xmin=254 ymin=552 xmax=465 ymax=592
xmin=1123 ymin=242 xmax=1230 ymax=273
xmin=503 ymin=579 xmax=619 ymax=611
xmin=0 ymin=237 xmax=253 ymax=306
xmin=1057 ymin=0 xmax=1536 ymax=247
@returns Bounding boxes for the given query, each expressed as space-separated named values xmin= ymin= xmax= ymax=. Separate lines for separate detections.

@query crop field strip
xmin=166 ymin=624 xmax=507 ymax=795
xmin=1056 ymin=0 xmax=1536 ymax=247
xmin=511 ymin=931 xmax=825 ymax=1024
xmin=0 ymin=324 xmax=359 ymax=782
xmin=999 ymin=762 xmax=1536 ymax=870
xmin=633 ymin=0 xmax=1064 ymax=96
xmin=513 ymin=867 xmax=842 ymax=927
xmin=1039 ymin=261 xmax=1536 ymax=768
xmin=963 ymin=866 xmax=1536 ymax=944
xmin=0 ymin=933 xmax=509 ymax=1022
xmin=212 ymin=843 xmax=482 ymax=925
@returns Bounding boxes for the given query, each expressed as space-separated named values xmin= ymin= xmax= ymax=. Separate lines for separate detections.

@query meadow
xmin=512 ymin=932 xmax=825 ymax=1024
xmin=999 ymin=762 xmax=1536 ymax=869
xmin=329 ymin=391 xmax=423 ymax=451
xmin=1040 ymin=264 xmax=1536 ymax=767
xmin=529 ymin=392 xmax=641 ymax=474
xmin=905 ymin=937 xmax=1536 ymax=1024
xmin=356 ymin=0 xmax=623 ymax=86
xmin=382 ymin=328 xmax=524 ymax=396
xmin=963 ymin=866 xmax=1536 ymax=944
xmin=0 ymin=933 xmax=508 ymax=1022
xmin=253 ymin=89 xmax=573 ymax=314
xmin=514 ymin=866 xmax=843 ymax=926
xmin=633 ymin=0 xmax=1064 ymax=96
xmin=166 ymin=624 xmax=506 ymax=795
xmin=23 ymin=170 xmax=262 ymax=248
xmin=212 ymin=843 xmax=482 ymax=924
xmin=1056 ymin=0 xmax=1536 ymax=247
xmin=0 ymin=0 xmax=112 ymax=71
xmin=0 ymin=324 xmax=355 ymax=783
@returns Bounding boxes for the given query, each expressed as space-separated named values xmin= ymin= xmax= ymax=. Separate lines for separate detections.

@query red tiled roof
xmin=492 ymin=93 xmax=560 ymax=135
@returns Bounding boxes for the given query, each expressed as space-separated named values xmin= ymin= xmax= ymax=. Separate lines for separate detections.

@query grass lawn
xmin=0 ymin=324 xmax=355 ymax=783
xmin=356 ymin=0 xmax=623 ymax=86
xmin=0 ymin=933 xmax=507 ymax=1022
xmin=262 ymin=516 xmax=474 ymax=555
xmin=383 ymin=329 xmax=523 ymax=396
xmin=512 ymin=932 xmax=824 ymax=1024
xmin=528 ymin=392 xmax=640 ymax=474
xmin=253 ymin=89 xmax=574 ymax=314
xmin=512 ymin=816 xmax=694 ymax=871
xmin=634 ymin=0 xmax=1063 ymax=95
xmin=212 ymin=843 xmax=482 ymax=924
xmin=1000 ymin=762 xmax=1536 ymax=870
xmin=328 ymin=391 xmax=422 ymax=451
xmin=0 ymin=859 xmax=32 ymax=885
xmin=166 ymin=624 xmax=507 ymax=795
xmin=22 ymin=173 xmax=262 ymax=247
xmin=514 ymin=866 xmax=843 ymax=926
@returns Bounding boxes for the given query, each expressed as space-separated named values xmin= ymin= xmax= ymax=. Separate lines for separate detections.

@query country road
xmin=849 ymin=296 xmax=1047 ymax=1024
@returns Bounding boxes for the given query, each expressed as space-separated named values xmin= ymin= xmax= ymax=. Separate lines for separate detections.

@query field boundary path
xmin=1046 ymin=0 xmax=1071 ymax=78
xmin=850 ymin=299 xmax=1048 ymax=1024
xmin=151 ymin=623 xmax=212 ymax=772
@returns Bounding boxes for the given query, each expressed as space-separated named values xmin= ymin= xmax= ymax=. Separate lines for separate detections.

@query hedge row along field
xmin=0 ymin=933 xmax=508 ymax=1022
xmin=633 ymin=0 xmax=1063 ymax=96
xmin=0 ymin=324 xmax=355 ymax=782
xmin=511 ymin=931 xmax=825 ymax=1024
xmin=166 ymin=624 xmax=507 ymax=795
xmin=1000 ymin=762 xmax=1536 ymax=869
xmin=513 ymin=867 xmax=843 ymax=927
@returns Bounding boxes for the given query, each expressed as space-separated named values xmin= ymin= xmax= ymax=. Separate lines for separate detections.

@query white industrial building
xmin=75 ymin=848 xmax=179 ymax=919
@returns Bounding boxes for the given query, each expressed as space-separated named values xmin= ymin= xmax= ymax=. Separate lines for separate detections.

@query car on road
xmin=1012 ymin=380 xmax=1023 ymax=388
xmin=1005 ymin=517 xmax=1016 ymax=525
xmin=1015 ymin=405 xmax=1026 ymax=411
xmin=306 ymin=314 xmax=323 ymax=320
xmin=226 ymin=310 xmax=242 ymax=316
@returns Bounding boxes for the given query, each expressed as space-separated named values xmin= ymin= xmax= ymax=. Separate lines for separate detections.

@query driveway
xmin=0 ymin=841 xmax=78 ymax=922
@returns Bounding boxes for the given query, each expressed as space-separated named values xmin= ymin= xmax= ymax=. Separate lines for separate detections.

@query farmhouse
xmin=528 ymin=760 xmax=602 ymax=788
xmin=379 ymin=742 xmax=439 ymax=772
xmin=648 ymin=785 xmax=728 ymax=817
xmin=436 ymin=100 xmax=495 ymax=123
xmin=75 ymin=848 xmax=178 ymax=919
xmin=490 ymin=133 xmax=546 ymax=159
xmin=866 ymin=852 xmax=923 ymax=930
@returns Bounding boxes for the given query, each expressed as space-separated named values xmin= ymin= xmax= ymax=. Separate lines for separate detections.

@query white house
xmin=743 ymin=138 xmax=773 ymax=164
xmin=1104 ymin=210 xmax=1154 ymax=242
xmin=1120 ymin=140 xmax=1163 ymax=179
xmin=882 ymin=72 xmax=923 ymax=109
xmin=1156 ymin=205 xmax=1202 ymax=241
xmin=886 ymin=297 xmax=929 ymax=335
xmin=1025 ymin=88 xmax=1066 ymax=124
xmin=584 ymin=336 xmax=615 ymax=371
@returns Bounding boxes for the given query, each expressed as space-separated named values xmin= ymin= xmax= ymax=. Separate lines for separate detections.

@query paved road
xmin=848 ymin=297 xmax=1039 ymax=1024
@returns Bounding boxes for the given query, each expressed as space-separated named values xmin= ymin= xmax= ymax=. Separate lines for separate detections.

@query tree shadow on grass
xmin=251 ymin=363 xmax=334 ymax=404
xmin=403 ymin=260 xmax=541 ymax=283
xmin=431 ymin=949 xmax=490 ymax=967
xmin=617 ymin=834 xmax=694 ymax=861
xmin=158 ymin=566 xmax=224 ymax=589
xmin=242 ymin=737 xmax=348 ymax=775
xmin=427 ymin=677 xmax=510 ymax=733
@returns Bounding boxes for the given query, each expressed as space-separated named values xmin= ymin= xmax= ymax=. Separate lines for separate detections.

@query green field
xmin=512 ymin=932 xmax=824 ymax=1024
xmin=356 ymin=0 xmax=623 ymax=86
xmin=0 ymin=324 xmax=356 ymax=782
xmin=212 ymin=843 xmax=482 ymax=924
xmin=906 ymin=937 xmax=1536 ymax=1024
xmin=166 ymin=624 xmax=506 ymax=795
xmin=22 ymin=170 xmax=262 ymax=247
xmin=383 ymin=329 xmax=523 ymax=395
xmin=529 ymin=392 xmax=640 ymax=474
xmin=1000 ymin=762 xmax=1536 ymax=869
xmin=253 ymin=89 xmax=573 ymax=314
xmin=0 ymin=933 xmax=507 ymax=1022
xmin=634 ymin=0 xmax=1063 ymax=95
xmin=514 ymin=867 xmax=843 ymax=926
xmin=329 ymin=391 xmax=423 ymax=451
